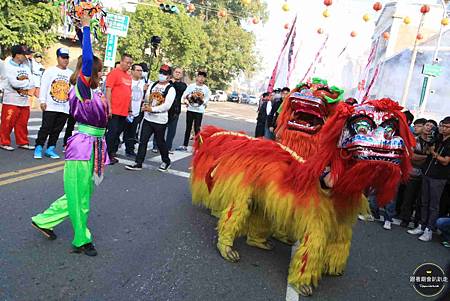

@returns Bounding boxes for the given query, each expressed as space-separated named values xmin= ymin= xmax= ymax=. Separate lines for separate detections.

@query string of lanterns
xmin=279 ymin=1 xmax=448 ymax=41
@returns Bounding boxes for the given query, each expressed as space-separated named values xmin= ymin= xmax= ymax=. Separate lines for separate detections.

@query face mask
xmin=159 ymin=74 xmax=168 ymax=82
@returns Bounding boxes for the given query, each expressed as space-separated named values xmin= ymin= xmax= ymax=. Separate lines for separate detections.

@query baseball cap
xmin=56 ymin=48 xmax=70 ymax=58
xmin=11 ymin=45 xmax=33 ymax=56
xmin=197 ymin=70 xmax=207 ymax=77
xmin=159 ymin=64 xmax=172 ymax=75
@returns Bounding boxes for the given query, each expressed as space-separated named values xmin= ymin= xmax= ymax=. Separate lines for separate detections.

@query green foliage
xmin=116 ymin=3 xmax=260 ymax=90
xmin=0 ymin=0 xmax=60 ymax=53
xmin=189 ymin=0 xmax=268 ymax=23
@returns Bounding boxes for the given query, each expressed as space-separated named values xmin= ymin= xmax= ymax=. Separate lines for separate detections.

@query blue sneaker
xmin=34 ymin=145 xmax=43 ymax=159
xmin=45 ymin=146 xmax=60 ymax=159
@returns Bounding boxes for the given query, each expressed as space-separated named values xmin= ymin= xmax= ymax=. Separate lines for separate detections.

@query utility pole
xmin=420 ymin=0 xmax=447 ymax=114
xmin=400 ymin=13 xmax=425 ymax=108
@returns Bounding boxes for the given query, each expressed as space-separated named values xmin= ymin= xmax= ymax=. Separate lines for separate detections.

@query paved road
xmin=0 ymin=104 xmax=448 ymax=301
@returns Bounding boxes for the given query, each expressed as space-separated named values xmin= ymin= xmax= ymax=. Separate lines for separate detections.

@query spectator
xmin=436 ymin=217 xmax=450 ymax=248
xmin=413 ymin=118 xmax=427 ymax=136
xmin=264 ymin=88 xmax=280 ymax=139
xmin=123 ymin=64 xmax=147 ymax=157
xmin=266 ymin=87 xmax=290 ymax=140
xmin=33 ymin=48 xmax=73 ymax=159
xmin=403 ymin=110 xmax=414 ymax=132
xmin=255 ymin=92 xmax=270 ymax=137
xmin=152 ymin=67 xmax=187 ymax=153
xmin=399 ymin=118 xmax=433 ymax=227
xmin=0 ymin=45 xmax=35 ymax=151
xmin=28 ymin=53 xmax=45 ymax=94
xmin=105 ymin=54 xmax=133 ymax=164
xmin=408 ymin=117 xmax=450 ymax=242
xmin=125 ymin=64 xmax=175 ymax=172
xmin=176 ymin=70 xmax=211 ymax=151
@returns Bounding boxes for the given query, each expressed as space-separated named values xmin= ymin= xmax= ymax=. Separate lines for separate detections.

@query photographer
xmin=177 ymin=70 xmax=210 ymax=151
xmin=408 ymin=117 xmax=450 ymax=242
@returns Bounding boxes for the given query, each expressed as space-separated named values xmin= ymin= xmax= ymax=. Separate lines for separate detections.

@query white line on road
xmin=118 ymin=158 xmax=190 ymax=178
xmin=148 ymin=150 xmax=191 ymax=163
xmin=28 ymin=132 xmax=66 ymax=139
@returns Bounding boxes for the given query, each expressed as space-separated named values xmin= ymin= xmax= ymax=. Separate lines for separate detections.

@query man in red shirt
xmin=105 ymin=54 xmax=133 ymax=164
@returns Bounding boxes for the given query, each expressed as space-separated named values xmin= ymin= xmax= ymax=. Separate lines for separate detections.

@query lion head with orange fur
xmin=294 ymin=98 xmax=415 ymax=212
xmin=275 ymin=78 xmax=344 ymax=158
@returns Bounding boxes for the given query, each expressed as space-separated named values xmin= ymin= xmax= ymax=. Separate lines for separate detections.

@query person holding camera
xmin=177 ymin=70 xmax=210 ymax=151
xmin=125 ymin=64 xmax=175 ymax=172
xmin=408 ymin=117 xmax=450 ymax=242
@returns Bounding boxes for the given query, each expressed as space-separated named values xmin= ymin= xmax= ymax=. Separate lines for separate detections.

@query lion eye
xmin=353 ymin=120 xmax=372 ymax=134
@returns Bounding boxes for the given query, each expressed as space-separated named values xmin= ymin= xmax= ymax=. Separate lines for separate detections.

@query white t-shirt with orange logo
xmin=39 ymin=66 xmax=73 ymax=114
xmin=3 ymin=59 xmax=35 ymax=107
xmin=144 ymin=81 xmax=175 ymax=125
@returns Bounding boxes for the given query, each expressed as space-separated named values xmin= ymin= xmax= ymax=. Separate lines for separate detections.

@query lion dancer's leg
xmin=288 ymin=221 xmax=328 ymax=296
xmin=323 ymin=221 xmax=352 ymax=276
xmin=246 ymin=208 xmax=274 ymax=250
xmin=217 ymin=197 xmax=252 ymax=262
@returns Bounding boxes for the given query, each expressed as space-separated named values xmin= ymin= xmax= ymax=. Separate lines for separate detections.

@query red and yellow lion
xmin=190 ymin=97 xmax=414 ymax=296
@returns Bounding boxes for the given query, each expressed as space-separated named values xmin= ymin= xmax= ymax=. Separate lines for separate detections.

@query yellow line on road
xmin=0 ymin=161 xmax=65 ymax=180
xmin=0 ymin=165 xmax=65 ymax=187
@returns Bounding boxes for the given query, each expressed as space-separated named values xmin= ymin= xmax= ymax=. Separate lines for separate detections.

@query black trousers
xmin=420 ymin=176 xmax=447 ymax=230
xmin=255 ymin=120 xmax=266 ymax=137
xmin=135 ymin=119 xmax=170 ymax=165
xmin=35 ymin=111 xmax=69 ymax=147
xmin=106 ymin=114 xmax=127 ymax=156
xmin=63 ymin=115 xmax=76 ymax=147
xmin=183 ymin=111 xmax=203 ymax=146
xmin=399 ymin=176 xmax=422 ymax=223
xmin=124 ymin=113 xmax=143 ymax=154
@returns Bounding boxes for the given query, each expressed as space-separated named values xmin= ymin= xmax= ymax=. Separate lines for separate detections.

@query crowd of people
xmin=0 ymin=42 xmax=211 ymax=173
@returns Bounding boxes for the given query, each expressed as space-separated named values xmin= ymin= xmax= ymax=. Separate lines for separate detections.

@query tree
xmin=0 ymin=0 xmax=60 ymax=55
xmin=189 ymin=0 xmax=268 ymax=23
xmin=115 ymin=4 xmax=260 ymax=90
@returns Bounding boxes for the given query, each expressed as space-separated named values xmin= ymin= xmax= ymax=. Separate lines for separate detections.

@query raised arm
xmin=75 ymin=14 xmax=94 ymax=101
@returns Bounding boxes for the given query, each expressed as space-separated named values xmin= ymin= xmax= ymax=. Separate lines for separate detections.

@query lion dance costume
xmin=191 ymin=98 xmax=414 ymax=296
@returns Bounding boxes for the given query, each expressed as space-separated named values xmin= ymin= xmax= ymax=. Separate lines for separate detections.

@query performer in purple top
xmin=31 ymin=13 xmax=108 ymax=257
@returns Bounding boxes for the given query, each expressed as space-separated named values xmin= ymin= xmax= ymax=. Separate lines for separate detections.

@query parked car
xmin=212 ymin=90 xmax=227 ymax=102
xmin=241 ymin=93 xmax=250 ymax=104
xmin=228 ymin=91 xmax=240 ymax=102
xmin=248 ymin=95 xmax=258 ymax=105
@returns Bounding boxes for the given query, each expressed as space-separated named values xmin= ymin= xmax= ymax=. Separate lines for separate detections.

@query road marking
xmin=0 ymin=165 xmax=64 ymax=187
xmin=28 ymin=132 xmax=65 ymax=140
xmin=28 ymin=118 xmax=43 ymax=123
xmin=118 ymin=158 xmax=190 ymax=178
xmin=148 ymin=150 xmax=191 ymax=163
xmin=0 ymin=161 xmax=65 ymax=180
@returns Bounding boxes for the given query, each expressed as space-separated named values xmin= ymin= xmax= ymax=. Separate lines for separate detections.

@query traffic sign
xmin=106 ymin=13 xmax=130 ymax=37
xmin=419 ymin=76 xmax=429 ymax=107
xmin=104 ymin=34 xmax=118 ymax=68
xmin=422 ymin=64 xmax=443 ymax=77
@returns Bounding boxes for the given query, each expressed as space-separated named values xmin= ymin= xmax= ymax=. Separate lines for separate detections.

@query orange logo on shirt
xmin=150 ymin=92 xmax=165 ymax=106
xmin=50 ymin=79 xmax=70 ymax=103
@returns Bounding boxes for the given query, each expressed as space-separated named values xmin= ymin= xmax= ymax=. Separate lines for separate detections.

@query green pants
xmin=32 ymin=158 xmax=94 ymax=247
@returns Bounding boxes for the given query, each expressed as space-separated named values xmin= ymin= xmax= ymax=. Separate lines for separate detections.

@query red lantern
xmin=350 ymin=31 xmax=357 ymax=37
xmin=252 ymin=17 xmax=259 ymax=24
xmin=383 ymin=32 xmax=390 ymax=40
xmin=324 ymin=0 xmax=332 ymax=6
xmin=317 ymin=27 xmax=324 ymax=34
xmin=373 ymin=2 xmax=382 ymax=12
xmin=416 ymin=33 xmax=423 ymax=40
xmin=284 ymin=23 xmax=289 ymax=29
xmin=187 ymin=3 xmax=195 ymax=12
xmin=420 ymin=5 xmax=430 ymax=14
xmin=218 ymin=9 xmax=227 ymax=18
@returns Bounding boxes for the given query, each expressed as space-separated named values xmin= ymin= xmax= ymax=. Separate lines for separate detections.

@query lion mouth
xmin=347 ymin=146 xmax=402 ymax=165
xmin=288 ymin=111 xmax=325 ymax=134
xmin=288 ymin=97 xmax=327 ymax=134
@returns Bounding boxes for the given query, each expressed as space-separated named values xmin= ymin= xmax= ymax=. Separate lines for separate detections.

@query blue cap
xmin=56 ymin=48 xmax=70 ymax=58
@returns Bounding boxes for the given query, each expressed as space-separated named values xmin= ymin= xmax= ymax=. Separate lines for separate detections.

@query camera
xmin=150 ymin=36 xmax=162 ymax=48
